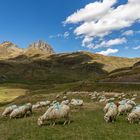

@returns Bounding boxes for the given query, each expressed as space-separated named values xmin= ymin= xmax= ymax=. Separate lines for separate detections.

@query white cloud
xmin=82 ymin=37 xmax=126 ymax=49
xmin=64 ymin=0 xmax=140 ymax=50
xmin=95 ymin=37 xmax=126 ymax=49
xmin=96 ymin=48 xmax=119 ymax=55
xmin=122 ymin=30 xmax=134 ymax=36
xmin=65 ymin=0 xmax=117 ymax=24
xmin=82 ymin=36 xmax=94 ymax=47
xmin=133 ymin=45 xmax=140 ymax=50
xmin=64 ymin=32 xmax=69 ymax=38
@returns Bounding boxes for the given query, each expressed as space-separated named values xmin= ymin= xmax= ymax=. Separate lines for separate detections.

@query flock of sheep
xmin=88 ymin=91 xmax=140 ymax=123
xmin=1 ymin=91 xmax=140 ymax=126
xmin=1 ymin=94 xmax=83 ymax=126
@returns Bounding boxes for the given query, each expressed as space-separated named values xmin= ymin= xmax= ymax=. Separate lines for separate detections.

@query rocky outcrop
xmin=25 ymin=40 xmax=54 ymax=56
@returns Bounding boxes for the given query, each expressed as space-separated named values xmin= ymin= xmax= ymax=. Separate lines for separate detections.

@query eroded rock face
xmin=0 ymin=40 xmax=55 ymax=59
xmin=25 ymin=40 xmax=55 ymax=56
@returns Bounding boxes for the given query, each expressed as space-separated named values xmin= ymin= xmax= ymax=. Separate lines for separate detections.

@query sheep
xmin=37 ymin=102 xmax=70 ymax=126
xmin=128 ymin=107 xmax=140 ymax=123
xmin=104 ymin=103 xmax=118 ymax=123
xmin=32 ymin=100 xmax=51 ymax=109
xmin=2 ymin=105 xmax=17 ymax=117
xmin=131 ymin=97 xmax=136 ymax=101
xmin=37 ymin=100 xmax=51 ymax=107
xmin=32 ymin=104 xmax=40 ymax=110
xmin=10 ymin=103 xmax=32 ymax=119
xmin=63 ymin=96 xmax=67 ymax=100
xmin=61 ymin=100 xmax=69 ymax=105
xmin=104 ymin=102 xmax=116 ymax=113
xmin=118 ymin=100 xmax=136 ymax=115
xmin=70 ymin=99 xmax=83 ymax=106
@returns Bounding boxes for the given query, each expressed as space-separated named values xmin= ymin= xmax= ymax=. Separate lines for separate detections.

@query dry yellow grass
xmin=0 ymin=87 xmax=27 ymax=103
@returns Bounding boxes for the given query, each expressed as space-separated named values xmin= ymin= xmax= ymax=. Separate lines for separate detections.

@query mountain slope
xmin=0 ymin=51 xmax=139 ymax=84
xmin=102 ymin=60 xmax=140 ymax=82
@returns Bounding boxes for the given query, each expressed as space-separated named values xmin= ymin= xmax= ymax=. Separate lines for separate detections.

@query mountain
xmin=0 ymin=40 xmax=54 ymax=59
xmin=0 ymin=51 xmax=139 ymax=84
xmin=24 ymin=40 xmax=54 ymax=57
xmin=0 ymin=41 xmax=23 ymax=59
xmin=102 ymin=60 xmax=140 ymax=82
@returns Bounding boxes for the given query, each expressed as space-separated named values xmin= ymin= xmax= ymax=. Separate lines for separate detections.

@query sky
xmin=0 ymin=0 xmax=140 ymax=58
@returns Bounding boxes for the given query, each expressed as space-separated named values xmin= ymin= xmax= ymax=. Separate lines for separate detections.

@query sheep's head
xmin=104 ymin=114 xmax=110 ymax=122
xmin=127 ymin=114 xmax=133 ymax=123
xmin=37 ymin=117 xmax=43 ymax=126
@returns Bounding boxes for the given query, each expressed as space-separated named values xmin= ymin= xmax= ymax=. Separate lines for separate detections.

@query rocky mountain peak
xmin=27 ymin=40 xmax=54 ymax=54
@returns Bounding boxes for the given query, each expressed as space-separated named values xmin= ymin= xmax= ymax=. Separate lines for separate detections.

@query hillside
xmin=0 ymin=50 xmax=139 ymax=84
xmin=102 ymin=60 xmax=140 ymax=82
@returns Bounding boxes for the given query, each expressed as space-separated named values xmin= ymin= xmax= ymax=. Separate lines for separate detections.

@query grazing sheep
xmin=63 ymin=96 xmax=67 ymax=100
xmin=128 ymin=107 xmax=140 ymax=123
xmin=32 ymin=101 xmax=51 ymax=109
xmin=2 ymin=105 xmax=17 ymax=117
xmin=104 ymin=102 xmax=116 ymax=113
xmin=104 ymin=103 xmax=118 ymax=123
xmin=70 ymin=99 xmax=83 ymax=106
xmin=36 ymin=100 xmax=51 ymax=108
xmin=32 ymin=104 xmax=40 ymax=110
xmin=131 ymin=98 xmax=136 ymax=101
xmin=61 ymin=100 xmax=69 ymax=105
xmin=37 ymin=102 xmax=70 ymax=126
xmin=10 ymin=103 xmax=32 ymax=119
xmin=133 ymin=94 xmax=137 ymax=97
xmin=118 ymin=100 xmax=136 ymax=115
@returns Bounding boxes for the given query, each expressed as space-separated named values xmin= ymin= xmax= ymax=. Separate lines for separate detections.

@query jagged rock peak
xmin=28 ymin=40 xmax=55 ymax=54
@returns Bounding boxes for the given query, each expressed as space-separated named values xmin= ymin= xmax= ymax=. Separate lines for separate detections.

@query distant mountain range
xmin=0 ymin=41 xmax=139 ymax=84
xmin=0 ymin=40 xmax=54 ymax=59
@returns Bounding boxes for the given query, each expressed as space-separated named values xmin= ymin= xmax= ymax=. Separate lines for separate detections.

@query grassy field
xmin=0 ymin=82 xmax=140 ymax=140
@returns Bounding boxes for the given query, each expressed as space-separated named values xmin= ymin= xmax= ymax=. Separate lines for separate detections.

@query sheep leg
xmin=52 ymin=121 xmax=55 ymax=126
xmin=63 ymin=120 xmax=67 ymax=125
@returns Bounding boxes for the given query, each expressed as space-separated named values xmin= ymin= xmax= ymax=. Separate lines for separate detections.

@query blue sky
xmin=0 ymin=0 xmax=140 ymax=58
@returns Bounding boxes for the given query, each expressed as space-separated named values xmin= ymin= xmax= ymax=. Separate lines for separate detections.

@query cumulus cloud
xmin=64 ymin=0 xmax=140 ymax=50
xmin=133 ymin=45 xmax=140 ymax=50
xmin=65 ymin=0 xmax=117 ymax=24
xmin=93 ymin=37 xmax=127 ymax=49
xmin=96 ymin=48 xmax=119 ymax=55
xmin=82 ymin=37 xmax=126 ymax=49
xmin=122 ymin=30 xmax=134 ymax=36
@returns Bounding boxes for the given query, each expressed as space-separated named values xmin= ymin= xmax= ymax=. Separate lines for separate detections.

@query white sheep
xmin=104 ymin=103 xmax=118 ymax=123
xmin=61 ymin=100 xmax=69 ymax=105
xmin=128 ymin=107 xmax=140 ymax=123
xmin=70 ymin=99 xmax=83 ymax=106
xmin=2 ymin=105 xmax=17 ymax=117
xmin=37 ymin=102 xmax=70 ymax=126
xmin=32 ymin=100 xmax=51 ymax=109
xmin=118 ymin=100 xmax=136 ymax=115
xmin=104 ymin=102 xmax=116 ymax=113
xmin=10 ymin=103 xmax=32 ymax=119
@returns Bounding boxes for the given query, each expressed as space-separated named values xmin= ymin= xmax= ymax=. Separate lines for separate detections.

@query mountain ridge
xmin=0 ymin=40 xmax=54 ymax=59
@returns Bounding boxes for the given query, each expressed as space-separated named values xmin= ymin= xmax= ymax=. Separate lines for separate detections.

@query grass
xmin=0 ymin=82 xmax=140 ymax=140
xmin=0 ymin=87 xmax=27 ymax=103
xmin=1 ymin=106 xmax=140 ymax=140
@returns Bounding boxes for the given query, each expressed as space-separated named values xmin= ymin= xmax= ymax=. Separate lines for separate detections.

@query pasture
xmin=0 ymin=82 xmax=140 ymax=140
